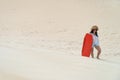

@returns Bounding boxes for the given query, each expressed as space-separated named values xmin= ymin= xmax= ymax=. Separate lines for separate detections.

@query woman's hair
xmin=90 ymin=29 xmax=98 ymax=37
xmin=90 ymin=25 xmax=99 ymax=37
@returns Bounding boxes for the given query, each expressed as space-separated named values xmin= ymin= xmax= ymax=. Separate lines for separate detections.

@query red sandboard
xmin=82 ymin=33 xmax=93 ymax=57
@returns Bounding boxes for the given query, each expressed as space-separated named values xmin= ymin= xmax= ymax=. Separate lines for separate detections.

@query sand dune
xmin=0 ymin=0 xmax=120 ymax=80
xmin=0 ymin=46 xmax=120 ymax=80
xmin=0 ymin=72 xmax=27 ymax=80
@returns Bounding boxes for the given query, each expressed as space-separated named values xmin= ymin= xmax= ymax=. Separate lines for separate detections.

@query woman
xmin=90 ymin=25 xmax=101 ymax=59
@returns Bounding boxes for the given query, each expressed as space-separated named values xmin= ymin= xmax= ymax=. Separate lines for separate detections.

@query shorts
xmin=92 ymin=41 xmax=99 ymax=47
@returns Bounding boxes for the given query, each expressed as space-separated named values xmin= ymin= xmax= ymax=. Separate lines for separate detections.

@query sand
xmin=0 ymin=0 xmax=120 ymax=80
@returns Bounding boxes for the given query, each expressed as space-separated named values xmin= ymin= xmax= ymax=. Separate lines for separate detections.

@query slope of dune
xmin=0 ymin=0 xmax=120 ymax=80
xmin=0 ymin=46 xmax=120 ymax=80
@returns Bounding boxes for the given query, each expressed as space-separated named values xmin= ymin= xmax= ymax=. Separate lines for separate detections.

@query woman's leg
xmin=91 ymin=47 xmax=94 ymax=58
xmin=95 ymin=46 xmax=101 ymax=59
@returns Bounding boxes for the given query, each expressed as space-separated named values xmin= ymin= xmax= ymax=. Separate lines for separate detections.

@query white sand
xmin=0 ymin=0 xmax=120 ymax=80
xmin=0 ymin=46 xmax=120 ymax=80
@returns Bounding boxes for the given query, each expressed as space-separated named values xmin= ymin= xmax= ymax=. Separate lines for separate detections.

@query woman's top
xmin=91 ymin=33 xmax=99 ymax=47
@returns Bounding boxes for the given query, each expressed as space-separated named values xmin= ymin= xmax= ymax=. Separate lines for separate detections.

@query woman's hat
xmin=91 ymin=25 xmax=99 ymax=31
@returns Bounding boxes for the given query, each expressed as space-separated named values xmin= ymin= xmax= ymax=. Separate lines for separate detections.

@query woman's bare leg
xmin=95 ymin=46 xmax=101 ymax=59
xmin=91 ymin=47 xmax=94 ymax=58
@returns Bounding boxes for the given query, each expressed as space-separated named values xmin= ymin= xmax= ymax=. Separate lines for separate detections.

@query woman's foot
xmin=97 ymin=57 xmax=100 ymax=59
xmin=91 ymin=56 xmax=94 ymax=58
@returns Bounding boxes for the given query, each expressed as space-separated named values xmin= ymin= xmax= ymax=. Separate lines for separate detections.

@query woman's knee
xmin=95 ymin=46 xmax=101 ymax=53
xmin=98 ymin=49 xmax=101 ymax=53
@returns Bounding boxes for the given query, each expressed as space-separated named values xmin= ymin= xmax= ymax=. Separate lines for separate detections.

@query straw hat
xmin=91 ymin=25 xmax=99 ymax=31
